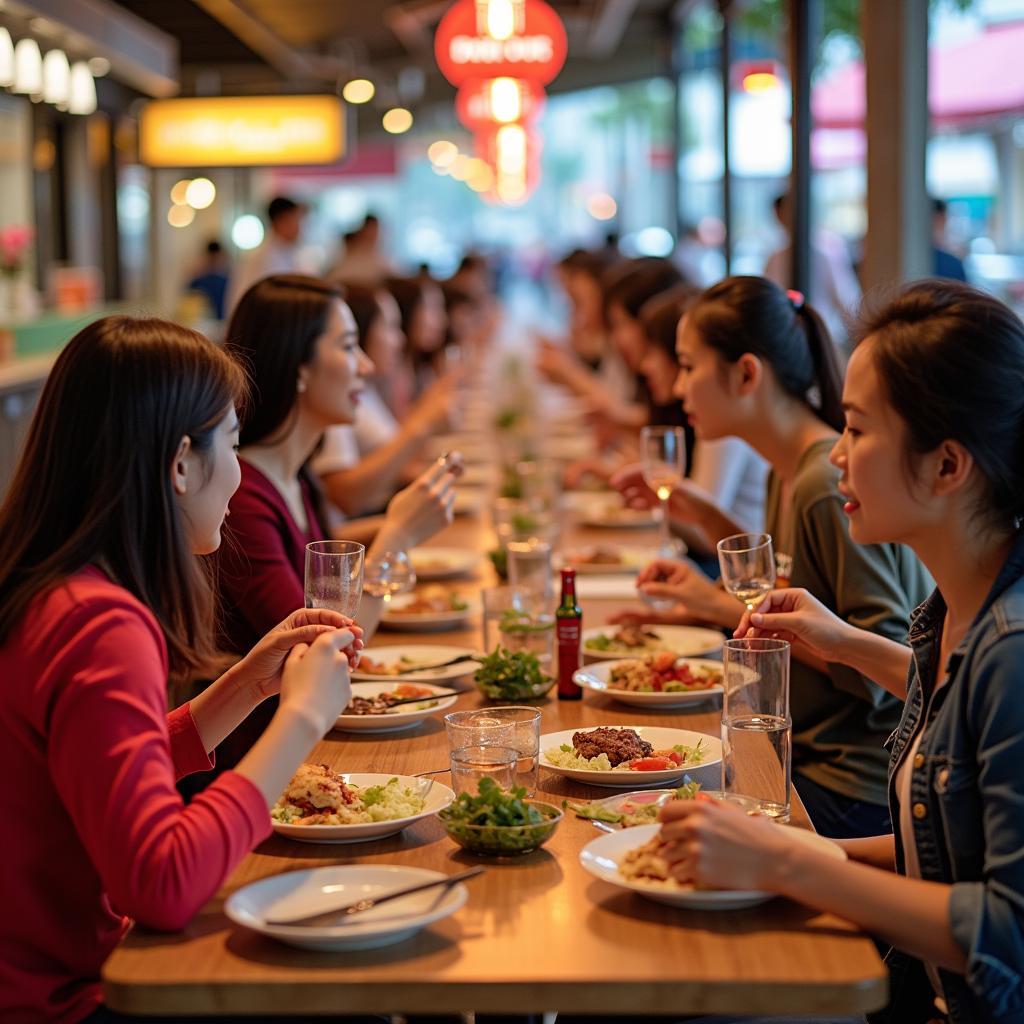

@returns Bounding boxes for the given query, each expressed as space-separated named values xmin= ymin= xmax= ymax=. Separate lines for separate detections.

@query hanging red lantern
xmin=435 ymin=0 xmax=567 ymax=87
xmin=473 ymin=121 xmax=542 ymax=204
xmin=455 ymin=76 xmax=546 ymax=130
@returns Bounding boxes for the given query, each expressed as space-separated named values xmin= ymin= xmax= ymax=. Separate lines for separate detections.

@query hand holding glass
xmin=304 ymin=541 xmax=365 ymax=617
xmin=717 ymin=533 xmax=776 ymax=611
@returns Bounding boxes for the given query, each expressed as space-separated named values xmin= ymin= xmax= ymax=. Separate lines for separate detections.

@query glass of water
xmin=449 ymin=745 xmax=519 ymax=797
xmin=304 ymin=540 xmax=365 ymax=617
xmin=506 ymin=538 xmax=553 ymax=602
xmin=717 ymin=533 xmax=776 ymax=612
xmin=363 ymin=549 xmax=416 ymax=603
xmin=640 ymin=425 xmax=686 ymax=559
xmin=721 ymin=637 xmax=791 ymax=821
xmin=481 ymin=706 xmax=542 ymax=795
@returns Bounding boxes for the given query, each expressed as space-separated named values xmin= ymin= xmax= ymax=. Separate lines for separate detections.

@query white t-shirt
xmin=309 ymin=387 xmax=401 ymax=477
xmin=691 ymin=437 xmax=768 ymax=534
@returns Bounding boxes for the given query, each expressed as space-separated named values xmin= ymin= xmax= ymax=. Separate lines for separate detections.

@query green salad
xmin=439 ymin=778 xmax=558 ymax=853
xmin=565 ymin=780 xmax=701 ymax=827
xmin=474 ymin=645 xmax=553 ymax=700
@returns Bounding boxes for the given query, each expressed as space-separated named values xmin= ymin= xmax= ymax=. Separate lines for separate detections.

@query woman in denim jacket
xmin=657 ymin=281 xmax=1024 ymax=1024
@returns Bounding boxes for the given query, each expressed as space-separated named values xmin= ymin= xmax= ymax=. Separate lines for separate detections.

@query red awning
xmin=812 ymin=21 xmax=1024 ymax=129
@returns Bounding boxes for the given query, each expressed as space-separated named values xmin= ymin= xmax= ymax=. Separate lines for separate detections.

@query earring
xmin=297 ymin=380 xmax=306 ymax=393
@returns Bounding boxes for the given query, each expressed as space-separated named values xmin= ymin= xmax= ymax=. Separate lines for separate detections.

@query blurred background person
xmin=385 ymin=275 xmax=450 ymax=403
xmin=327 ymin=213 xmax=393 ymax=287
xmin=932 ymin=198 xmax=968 ymax=281
xmin=186 ymin=240 xmax=230 ymax=322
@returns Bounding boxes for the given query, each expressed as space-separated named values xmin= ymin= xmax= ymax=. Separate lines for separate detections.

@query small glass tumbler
xmin=449 ymin=744 xmax=519 ymax=797
xmin=477 ymin=706 xmax=542 ymax=795
xmin=720 ymin=637 xmax=792 ymax=822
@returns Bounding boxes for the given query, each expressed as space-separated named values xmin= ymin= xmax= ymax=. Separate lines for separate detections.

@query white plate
xmin=581 ymin=625 xmax=724 ymax=663
xmin=353 ymin=644 xmax=480 ymax=683
xmin=540 ymin=726 xmax=722 ymax=788
xmin=410 ymin=547 xmax=481 ymax=581
xmin=226 ymin=865 xmax=467 ymax=951
xmin=381 ymin=594 xmax=477 ymax=633
xmin=562 ymin=546 xmax=651 ymax=576
xmin=580 ymin=823 xmax=847 ymax=910
xmin=333 ymin=680 xmax=461 ymax=734
xmin=574 ymin=658 xmax=724 ymax=708
xmin=578 ymin=503 xmax=658 ymax=530
xmin=271 ymin=773 xmax=455 ymax=844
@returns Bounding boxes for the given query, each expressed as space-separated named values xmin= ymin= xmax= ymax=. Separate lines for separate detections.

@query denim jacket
xmin=869 ymin=531 xmax=1024 ymax=1024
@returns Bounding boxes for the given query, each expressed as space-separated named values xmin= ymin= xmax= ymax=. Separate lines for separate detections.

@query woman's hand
xmin=635 ymin=558 xmax=740 ymax=628
xmin=658 ymin=798 xmax=796 ymax=892
xmin=378 ymin=455 xmax=461 ymax=551
xmin=278 ymin=628 xmax=355 ymax=737
xmin=734 ymin=588 xmax=851 ymax=664
xmin=236 ymin=610 xmax=363 ymax=703
xmin=609 ymin=465 xmax=719 ymax=525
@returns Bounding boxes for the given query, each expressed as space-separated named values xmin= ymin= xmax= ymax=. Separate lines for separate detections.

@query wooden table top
xmin=103 ymin=504 xmax=888 ymax=1017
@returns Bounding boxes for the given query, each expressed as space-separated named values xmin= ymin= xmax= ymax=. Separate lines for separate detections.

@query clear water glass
xmin=506 ymin=538 xmax=553 ymax=602
xmin=304 ymin=540 xmax=365 ymax=617
xmin=449 ymin=745 xmax=519 ymax=797
xmin=640 ymin=425 xmax=686 ymax=559
xmin=717 ymin=533 xmax=776 ymax=611
xmin=363 ymin=549 xmax=416 ymax=602
xmin=479 ymin=706 xmax=542 ymax=795
xmin=720 ymin=637 xmax=792 ymax=821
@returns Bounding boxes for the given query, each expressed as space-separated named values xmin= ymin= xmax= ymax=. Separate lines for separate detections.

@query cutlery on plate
xmin=589 ymin=820 xmax=617 ymax=834
xmin=265 ymin=866 xmax=485 ymax=927
xmin=394 ymin=653 xmax=479 ymax=675
xmin=347 ymin=689 xmax=462 ymax=710
xmin=413 ymin=767 xmax=451 ymax=777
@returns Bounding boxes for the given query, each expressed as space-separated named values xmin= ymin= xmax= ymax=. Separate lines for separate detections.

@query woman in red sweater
xmin=0 ymin=316 xmax=363 ymax=1022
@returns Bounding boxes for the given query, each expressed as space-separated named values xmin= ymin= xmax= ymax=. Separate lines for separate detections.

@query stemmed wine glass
xmin=363 ymin=549 xmax=417 ymax=603
xmin=717 ymin=533 xmax=776 ymax=612
xmin=304 ymin=540 xmax=365 ymax=616
xmin=640 ymin=425 xmax=687 ymax=558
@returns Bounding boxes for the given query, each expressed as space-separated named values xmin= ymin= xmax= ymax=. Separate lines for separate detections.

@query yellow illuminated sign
xmin=140 ymin=95 xmax=345 ymax=167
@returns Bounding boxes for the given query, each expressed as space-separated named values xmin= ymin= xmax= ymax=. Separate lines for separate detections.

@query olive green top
xmin=765 ymin=438 xmax=932 ymax=806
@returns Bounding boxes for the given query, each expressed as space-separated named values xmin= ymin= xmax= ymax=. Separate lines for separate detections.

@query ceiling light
xmin=486 ymin=0 xmax=517 ymax=41
xmin=167 ymin=204 xmax=195 ymax=228
xmin=428 ymin=140 xmax=458 ymax=167
xmin=0 ymin=30 xmax=13 ymax=88
xmin=185 ymin=177 xmax=216 ymax=209
xmin=68 ymin=62 xmax=96 ymax=115
xmin=231 ymin=214 xmax=264 ymax=250
xmin=449 ymin=154 xmax=473 ymax=181
xmin=489 ymin=77 xmax=522 ymax=123
xmin=42 ymin=49 xmax=70 ymax=107
xmin=13 ymin=38 xmax=42 ymax=95
xmin=382 ymin=107 xmax=413 ymax=134
xmin=342 ymin=78 xmax=374 ymax=104
xmin=586 ymin=193 xmax=617 ymax=221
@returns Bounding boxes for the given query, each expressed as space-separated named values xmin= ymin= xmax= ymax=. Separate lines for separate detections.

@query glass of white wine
xmin=363 ymin=549 xmax=417 ymax=603
xmin=640 ymin=426 xmax=687 ymax=559
xmin=716 ymin=533 xmax=776 ymax=612
xmin=304 ymin=541 xmax=365 ymax=616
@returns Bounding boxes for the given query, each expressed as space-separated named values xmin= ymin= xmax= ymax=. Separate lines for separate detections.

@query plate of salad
xmin=540 ymin=725 xmax=722 ymax=788
xmin=473 ymin=646 xmax=555 ymax=700
xmin=438 ymin=778 xmax=562 ymax=855
xmin=573 ymin=655 xmax=723 ymax=708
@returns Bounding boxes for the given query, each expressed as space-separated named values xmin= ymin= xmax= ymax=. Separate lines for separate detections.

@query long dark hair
xmin=340 ymin=283 xmax=384 ymax=352
xmin=604 ymin=258 xmax=685 ymax=320
xmin=0 ymin=316 xmax=246 ymax=677
xmin=687 ymin=275 xmax=845 ymax=433
xmin=225 ymin=274 xmax=342 ymax=532
xmin=860 ymin=279 xmax=1024 ymax=527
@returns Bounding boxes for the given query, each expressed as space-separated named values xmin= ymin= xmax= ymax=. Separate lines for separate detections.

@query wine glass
xmin=304 ymin=540 xmax=365 ymax=616
xmin=640 ymin=426 xmax=687 ymax=559
xmin=363 ymin=549 xmax=417 ymax=603
xmin=717 ymin=533 xmax=776 ymax=612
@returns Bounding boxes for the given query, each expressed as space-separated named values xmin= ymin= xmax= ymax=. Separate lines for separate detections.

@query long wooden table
xmin=103 ymin=508 xmax=888 ymax=1017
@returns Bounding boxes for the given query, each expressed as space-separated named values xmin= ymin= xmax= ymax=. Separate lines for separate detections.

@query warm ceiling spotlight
xmin=342 ymin=78 xmax=375 ymax=104
xmin=586 ymin=192 xmax=618 ymax=221
xmin=167 ymin=204 xmax=195 ymax=228
xmin=170 ymin=178 xmax=191 ymax=205
xmin=382 ymin=107 xmax=413 ymax=134
xmin=13 ymin=38 xmax=42 ymax=95
xmin=231 ymin=214 xmax=265 ymax=250
xmin=68 ymin=61 xmax=96 ymax=115
xmin=87 ymin=56 xmax=111 ymax=77
xmin=185 ymin=177 xmax=216 ymax=209
xmin=449 ymin=154 xmax=473 ymax=181
xmin=742 ymin=71 xmax=781 ymax=94
xmin=489 ymin=77 xmax=522 ymax=123
xmin=41 ymin=48 xmax=70 ymax=107
xmin=428 ymin=139 xmax=458 ymax=167
xmin=467 ymin=160 xmax=495 ymax=193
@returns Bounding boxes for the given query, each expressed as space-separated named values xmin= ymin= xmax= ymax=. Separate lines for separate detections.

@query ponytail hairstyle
xmin=0 ymin=316 xmax=246 ymax=678
xmin=687 ymin=275 xmax=845 ymax=432
xmin=859 ymin=279 xmax=1024 ymax=528
xmin=225 ymin=274 xmax=345 ymax=533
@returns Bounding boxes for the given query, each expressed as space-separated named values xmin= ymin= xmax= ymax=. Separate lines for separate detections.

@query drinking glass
xmin=506 ymin=538 xmax=553 ymax=602
xmin=640 ymin=426 xmax=686 ymax=559
xmin=480 ymin=585 xmax=554 ymax=668
xmin=444 ymin=708 xmax=514 ymax=751
xmin=493 ymin=496 xmax=555 ymax=547
xmin=481 ymin=706 xmax=542 ymax=795
xmin=304 ymin=540 xmax=365 ymax=617
xmin=363 ymin=549 xmax=416 ymax=603
xmin=720 ymin=637 xmax=792 ymax=821
xmin=717 ymin=533 xmax=776 ymax=611
xmin=449 ymin=745 xmax=519 ymax=797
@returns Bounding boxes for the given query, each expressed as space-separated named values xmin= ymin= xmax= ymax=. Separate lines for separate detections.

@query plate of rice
xmin=270 ymin=765 xmax=455 ymax=844
xmin=573 ymin=655 xmax=724 ymax=708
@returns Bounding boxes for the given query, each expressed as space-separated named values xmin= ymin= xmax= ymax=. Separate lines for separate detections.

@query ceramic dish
xmin=573 ymin=658 xmax=723 ymax=708
xmin=333 ymin=680 xmax=461 ymax=734
xmin=581 ymin=625 xmax=724 ymax=663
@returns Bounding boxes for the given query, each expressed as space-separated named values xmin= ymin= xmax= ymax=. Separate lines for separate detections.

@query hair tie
xmin=787 ymin=289 xmax=805 ymax=310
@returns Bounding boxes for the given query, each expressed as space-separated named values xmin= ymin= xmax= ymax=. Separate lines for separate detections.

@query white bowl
xmin=539 ymin=725 xmax=722 ymax=789
xmin=580 ymin=823 xmax=846 ymax=910
xmin=226 ymin=865 xmax=467 ymax=951
xmin=333 ymin=680 xmax=461 ymax=734
xmin=573 ymin=658 xmax=723 ymax=708
xmin=352 ymin=644 xmax=480 ymax=683
xmin=271 ymin=773 xmax=455 ymax=844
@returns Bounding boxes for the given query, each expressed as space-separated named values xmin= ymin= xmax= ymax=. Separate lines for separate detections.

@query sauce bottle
xmin=556 ymin=567 xmax=583 ymax=700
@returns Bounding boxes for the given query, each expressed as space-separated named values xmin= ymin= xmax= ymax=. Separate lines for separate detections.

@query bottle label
xmin=557 ymin=619 xmax=581 ymax=694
